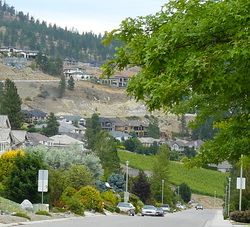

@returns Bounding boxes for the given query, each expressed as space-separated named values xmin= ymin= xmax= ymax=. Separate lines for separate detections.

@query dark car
xmin=155 ymin=207 xmax=165 ymax=216
xmin=195 ymin=204 xmax=203 ymax=210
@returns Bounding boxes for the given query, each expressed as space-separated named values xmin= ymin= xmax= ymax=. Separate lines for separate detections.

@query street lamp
xmin=162 ymin=179 xmax=164 ymax=205
xmin=177 ymin=186 xmax=180 ymax=202
xmin=228 ymin=177 xmax=231 ymax=216
xmin=124 ymin=161 xmax=129 ymax=202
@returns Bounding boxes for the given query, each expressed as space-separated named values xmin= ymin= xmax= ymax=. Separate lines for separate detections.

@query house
xmin=100 ymin=74 xmax=131 ymax=88
xmin=21 ymin=109 xmax=47 ymax=123
xmin=114 ymin=118 xmax=148 ymax=137
xmin=0 ymin=115 xmax=14 ymax=155
xmin=12 ymin=130 xmax=28 ymax=149
xmin=0 ymin=47 xmax=38 ymax=59
xmin=63 ymin=57 xmax=78 ymax=66
xmin=165 ymin=139 xmax=204 ymax=152
xmin=58 ymin=115 xmax=86 ymax=126
xmin=138 ymin=137 xmax=164 ymax=147
xmin=27 ymin=132 xmax=53 ymax=147
xmin=59 ymin=122 xmax=86 ymax=135
xmin=99 ymin=117 xmax=116 ymax=131
xmin=49 ymin=134 xmax=85 ymax=150
xmin=63 ymin=67 xmax=93 ymax=81
xmin=210 ymin=161 xmax=233 ymax=173
xmin=109 ymin=130 xmax=132 ymax=142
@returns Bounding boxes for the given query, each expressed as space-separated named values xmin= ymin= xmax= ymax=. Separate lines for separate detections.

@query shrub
xmin=101 ymin=191 xmax=119 ymax=206
xmin=230 ymin=210 xmax=250 ymax=223
xmin=76 ymin=186 xmax=102 ymax=211
xmin=66 ymin=196 xmax=85 ymax=215
xmin=35 ymin=210 xmax=52 ymax=216
xmin=12 ymin=212 xmax=31 ymax=220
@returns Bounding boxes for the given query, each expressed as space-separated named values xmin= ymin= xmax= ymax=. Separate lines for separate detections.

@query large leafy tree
xmin=0 ymin=79 xmax=23 ymax=129
xmin=102 ymin=0 xmax=250 ymax=165
xmin=4 ymin=150 xmax=47 ymax=203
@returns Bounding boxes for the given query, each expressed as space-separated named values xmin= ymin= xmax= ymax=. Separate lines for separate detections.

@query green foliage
xmin=76 ymin=186 xmax=102 ymax=211
xmin=179 ymin=182 xmax=191 ymax=203
xmin=107 ymin=173 xmax=125 ymax=193
xmin=60 ymin=187 xmax=77 ymax=205
xmin=4 ymin=151 xmax=47 ymax=203
xmin=0 ymin=79 xmax=23 ymax=129
xmin=35 ymin=210 xmax=52 ymax=216
xmin=101 ymin=191 xmax=119 ymax=206
xmin=118 ymin=150 xmax=228 ymax=198
xmin=147 ymin=118 xmax=160 ymax=139
xmin=65 ymin=164 xmax=94 ymax=190
xmin=131 ymin=170 xmax=151 ymax=203
xmin=58 ymin=75 xmax=66 ymax=98
xmin=94 ymin=131 xmax=121 ymax=178
xmin=102 ymin=0 xmax=250 ymax=165
xmin=12 ymin=212 xmax=31 ymax=220
xmin=41 ymin=112 xmax=59 ymax=137
xmin=150 ymin=145 xmax=173 ymax=204
xmin=66 ymin=196 xmax=85 ymax=215
xmin=0 ymin=197 xmax=27 ymax=213
xmin=68 ymin=76 xmax=75 ymax=91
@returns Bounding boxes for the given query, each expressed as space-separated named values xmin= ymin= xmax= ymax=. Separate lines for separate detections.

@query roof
xmin=50 ymin=135 xmax=84 ymax=145
xmin=109 ymin=130 xmax=131 ymax=138
xmin=138 ymin=137 xmax=162 ymax=144
xmin=59 ymin=122 xmax=78 ymax=133
xmin=0 ymin=115 xmax=11 ymax=129
xmin=12 ymin=130 xmax=27 ymax=144
xmin=27 ymin=132 xmax=53 ymax=145
xmin=29 ymin=109 xmax=47 ymax=117
xmin=0 ymin=128 xmax=12 ymax=141
xmin=58 ymin=115 xmax=84 ymax=122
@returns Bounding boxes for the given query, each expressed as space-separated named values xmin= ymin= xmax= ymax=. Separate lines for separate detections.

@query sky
xmin=5 ymin=0 xmax=168 ymax=35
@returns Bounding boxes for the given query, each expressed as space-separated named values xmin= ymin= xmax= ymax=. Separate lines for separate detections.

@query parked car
xmin=117 ymin=202 xmax=135 ymax=216
xmin=176 ymin=203 xmax=187 ymax=210
xmin=155 ymin=207 xmax=165 ymax=216
xmin=195 ymin=204 xmax=203 ymax=210
xmin=141 ymin=205 xmax=157 ymax=216
xmin=161 ymin=204 xmax=170 ymax=213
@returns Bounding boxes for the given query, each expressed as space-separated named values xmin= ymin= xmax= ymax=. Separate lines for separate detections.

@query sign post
xmin=38 ymin=170 xmax=48 ymax=204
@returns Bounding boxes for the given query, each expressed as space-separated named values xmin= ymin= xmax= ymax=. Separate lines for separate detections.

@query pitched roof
xmin=29 ymin=109 xmax=47 ymax=117
xmin=27 ymin=132 xmax=53 ymax=146
xmin=50 ymin=135 xmax=84 ymax=145
xmin=59 ymin=122 xmax=78 ymax=133
xmin=109 ymin=130 xmax=131 ymax=138
xmin=0 ymin=128 xmax=12 ymax=141
xmin=0 ymin=115 xmax=11 ymax=129
xmin=12 ymin=130 xmax=27 ymax=144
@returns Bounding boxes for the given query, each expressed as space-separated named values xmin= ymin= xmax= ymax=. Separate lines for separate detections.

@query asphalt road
xmin=17 ymin=209 xmax=228 ymax=227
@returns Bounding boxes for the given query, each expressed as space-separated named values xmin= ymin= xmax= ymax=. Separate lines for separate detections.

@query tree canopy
xmin=102 ymin=0 xmax=250 ymax=165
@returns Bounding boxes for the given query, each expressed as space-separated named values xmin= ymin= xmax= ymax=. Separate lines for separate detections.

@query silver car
xmin=117 ymin=202 xmax=135 ymax=216
xmin=141 ymin=205 xmax=157 ymax=216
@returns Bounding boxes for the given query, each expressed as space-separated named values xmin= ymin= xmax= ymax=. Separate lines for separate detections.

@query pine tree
xmin=0 ymin=79 xmax=23 ymax=129
xmin=58 ymin=75 xmax=66 ymax=98
xmin=41 ymin=112 xmax=59 ymax=137
xmin=68 ymin=76 xmax=75 ymax=91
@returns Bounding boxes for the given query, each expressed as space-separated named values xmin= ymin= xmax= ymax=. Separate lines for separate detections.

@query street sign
xmin=38 ymin=170 xmax=48 ymax=192
xmin=237 ymin=177 xmax=246 ymax=190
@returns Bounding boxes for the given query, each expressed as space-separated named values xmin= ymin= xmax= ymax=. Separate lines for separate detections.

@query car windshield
xmin=118 ymin=203 xmax=131 ymax=207
xmin=144 ymin=205 xmax=156 ymax=209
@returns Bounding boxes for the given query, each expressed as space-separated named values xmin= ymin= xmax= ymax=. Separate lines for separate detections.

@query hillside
xmin=0 ymin=63 xmax=195 ymax=133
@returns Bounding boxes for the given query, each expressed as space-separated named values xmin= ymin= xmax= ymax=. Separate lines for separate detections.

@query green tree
xmin=131 ymin=170 xmax=151 ymax=203
xmin=107 ymin=173 xmax=125 ymax=193
xmin=0 ymin=79 xmax=23 ymax=129
xmin=147 ymin=118 xmax=160 ymax=139
xmin=150 ymin=144 xmax=173 ymax=204
xmin=65 ymin=164 xmax=94 ymax=190
xmin=94 ymin=131 xmax=121 ymax=178
xmin=85 ymin=113 xmax=101 ymax=149
xmin=179 ymin=182 xmax=191 ymax=203
xmin=41 ymin=112 xmax=59 ymax=137
xmin=58 ymin=75 xmax=66 ymax=98
xmin=4 ymin=150 xmax=47 ymax=203
xmin=102 ymin=0 xmax=250 ymax=165
xmin=68 ymin=76 xmax=75 ymax=91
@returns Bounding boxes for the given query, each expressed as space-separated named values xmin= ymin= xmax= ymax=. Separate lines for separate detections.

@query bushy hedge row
xmin=230 ymin=210 xmax=250 ymax=223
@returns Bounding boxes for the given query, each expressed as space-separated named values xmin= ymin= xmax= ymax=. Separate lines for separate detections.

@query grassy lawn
xmin=118 ymin=150 xmax=229 ymax=198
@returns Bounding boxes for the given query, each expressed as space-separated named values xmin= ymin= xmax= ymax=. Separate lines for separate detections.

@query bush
xmin=101 ymin=191 xmax=119 ymax=206
xmin=230 ymin=210 xmax=250 ymax=223
xmin=12 ymin=212 xmax=31 ymax=220
xmin=35 ymin=210 xmax=52 ymax=216
xmin=66 ymin=197 xmax=85 ymax=215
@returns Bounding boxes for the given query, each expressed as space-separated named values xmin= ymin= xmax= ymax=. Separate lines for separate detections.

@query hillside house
xmin=21 ymin=109 xmax=47 ymax=123
xmin=59 ymin=122 xmax=86 ymax=135
xmin=99 ymin=117 xmax=116 ymax=131
xmin=63 ymin=57 xmax=78 ymax=66
xmin=109 ymin=130 xmax=132 ymax=142
xmin=138 ymin=137 xmax=164 ymax=147
xmin=165 ymin=139 xmax=204 ymax=152
xmin=58 ymin=115 xmax=86 ymax=126
xmin=114 ymin=118 xmax=148 ymax=137
xmin=100 ymin=74 xmax=131 ymax=88
xmin=63 ymin=67 xmax=93 ymax=81
xmin=0 ymin=47 xmax=38 ymax=59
